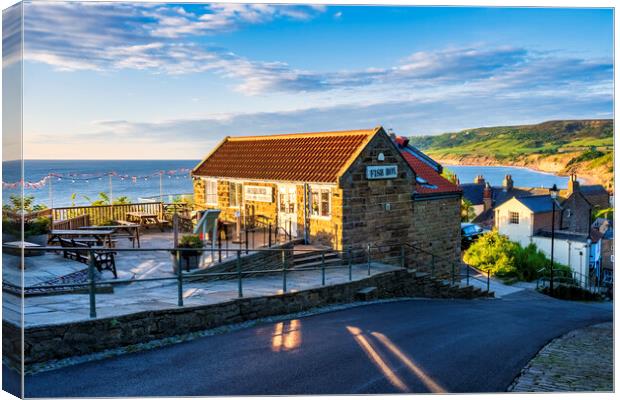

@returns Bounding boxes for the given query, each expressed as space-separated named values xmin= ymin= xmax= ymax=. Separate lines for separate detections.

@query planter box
xmin=171 ymin=250 xmax=203 ymax=273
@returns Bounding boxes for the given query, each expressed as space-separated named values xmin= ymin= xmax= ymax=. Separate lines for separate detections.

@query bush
xmin=178 ymin=234 xmax=203 ymax=249
xmin=462 ymin=231 xmax=519 ymax=278
xmin=464 ymin=230 xmax=571 ymax=282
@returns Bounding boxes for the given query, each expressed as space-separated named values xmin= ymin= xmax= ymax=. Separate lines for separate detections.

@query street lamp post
xmin=549 ymin=184 xmax=559 ymax=295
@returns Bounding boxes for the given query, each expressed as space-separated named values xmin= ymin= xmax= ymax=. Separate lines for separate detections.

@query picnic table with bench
xmin=59 ymin=238 xmax=117 ymax=278
xmin=48 ymin=229 xmax=116 ymax=248
xmin=125 ymin=211 xmax=168 ymax=231
xmin=78 ymin=224 xmax=141 ymax=248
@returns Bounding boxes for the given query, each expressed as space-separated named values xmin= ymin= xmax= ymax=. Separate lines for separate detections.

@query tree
xmin=461 ymin=198 xmax=476 ymax=222
xmin=593 ymin=207 xmax=613 ymax=223
xmin=113 ymin=196 xmax=131 ymax=205
xmin=83 ymin=192 xmax=110 ymax=206
xmin=463 ymin=230 xmax=518 ymax=277
xmin=441 ymin=168 xmax=458 ymax=184
xmin=464 ymin=230 xmax=572 ymax=282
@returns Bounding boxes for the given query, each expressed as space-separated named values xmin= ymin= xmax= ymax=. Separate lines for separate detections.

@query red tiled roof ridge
xmin=192 ymin=127 xmax=384 ymax=183
xmin=226 ymin=127 xmax=381 ymax=141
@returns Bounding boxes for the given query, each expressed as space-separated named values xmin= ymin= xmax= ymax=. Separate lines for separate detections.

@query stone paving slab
xmin=509 ymin=322 xmax=613 ymax=392
xmin=4 ymin=263 xmax=400 ymax=327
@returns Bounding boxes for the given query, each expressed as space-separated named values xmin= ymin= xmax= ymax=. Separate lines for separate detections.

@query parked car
xmin=461 ymin=223 xmax=487 ymax=250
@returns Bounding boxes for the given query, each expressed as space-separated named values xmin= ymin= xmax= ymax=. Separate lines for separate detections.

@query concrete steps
xmin=405 ymin=268 xmax=494 ymax=299
xmin=291 ymin=250 xmax=342 ymax=270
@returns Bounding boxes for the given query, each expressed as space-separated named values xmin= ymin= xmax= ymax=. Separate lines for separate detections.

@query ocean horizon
xmin=2 ymin=160 xmax=573 ymax=208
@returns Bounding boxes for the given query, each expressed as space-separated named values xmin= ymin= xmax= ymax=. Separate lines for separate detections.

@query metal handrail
xmin=5 ymin=245 xmax=372 ymax=318
xmin=6 ymin=239 xmax=484 ymax=318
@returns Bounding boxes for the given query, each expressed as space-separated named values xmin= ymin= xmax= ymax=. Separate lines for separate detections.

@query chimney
xmin=568 ymin=173 xmax=580 ymax=194
xmin=483 ymin=182 xmax=492 ymax=211
xmin=474 ymin=175 xmax=485 ymax=185
xmin=502 ymin=174 xmax=514 ymax=192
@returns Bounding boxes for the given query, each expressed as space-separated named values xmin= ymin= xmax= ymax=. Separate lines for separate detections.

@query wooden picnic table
xmin=78 ymin=224 xmax=141 ymax=248
xmin=48 ymin=229 xmax=115 ymax=248
xmin=126 ymin=211 xmax=167 ymax=231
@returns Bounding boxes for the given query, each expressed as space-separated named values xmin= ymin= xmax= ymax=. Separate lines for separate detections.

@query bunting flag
xmin=1 ymin=168 xmax=192 ymax=190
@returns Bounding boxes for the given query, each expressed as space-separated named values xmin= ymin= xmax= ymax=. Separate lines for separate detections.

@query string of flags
xmin=2 ymin=168 xmax=192 ymax=190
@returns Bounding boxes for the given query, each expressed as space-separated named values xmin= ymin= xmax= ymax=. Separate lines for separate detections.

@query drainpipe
xmin=303 ymin=183 xmax=308 ymax=244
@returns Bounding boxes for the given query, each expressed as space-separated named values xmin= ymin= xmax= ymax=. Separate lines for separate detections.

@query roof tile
xmin=193 ymin=129 xmax=378 ymax=183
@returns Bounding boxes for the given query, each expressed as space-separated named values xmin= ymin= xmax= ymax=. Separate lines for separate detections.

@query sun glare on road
xmin=371 ymin=331 xmax=446 ymax=393
xmin=346 ymin=326 xmax=410 ymax=392
xmin=272 ymin=319 xmax=302 ymax=352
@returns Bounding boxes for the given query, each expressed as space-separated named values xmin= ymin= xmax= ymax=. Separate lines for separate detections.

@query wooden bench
xmin=59 ymin=238 xmax=118 ymax=278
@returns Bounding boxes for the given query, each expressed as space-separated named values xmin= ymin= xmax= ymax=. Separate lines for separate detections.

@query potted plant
xmin=172 ymin=234 xmax=204 ymax=272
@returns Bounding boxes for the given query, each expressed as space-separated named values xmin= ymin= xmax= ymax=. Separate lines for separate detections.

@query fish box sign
xmin=366 ymin=165 xmax=398 ymax=180
xmin=244 ymin=185 xmax=273 ymax=202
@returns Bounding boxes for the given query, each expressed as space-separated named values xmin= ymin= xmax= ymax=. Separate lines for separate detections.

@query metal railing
xmin=536 ymin=267 xmax=604 ymax=295
xmin=7 ymin=245 xmax=377 ymax=319
xmin=7 ymin=240 xmax=489 ymax=319
xmin=400 ymin=243 xmax=491 ymax=291
xmin=368 ymin=243 xmax=492 ymax=292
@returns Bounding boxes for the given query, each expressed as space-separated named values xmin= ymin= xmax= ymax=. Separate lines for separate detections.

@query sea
xmin=444 ymin=164 xmax=573 ymax=189
xmin=2 ymin=160 xmax=199 ymax=208
xmin=2 ymin=160 xmax=573 ymax=208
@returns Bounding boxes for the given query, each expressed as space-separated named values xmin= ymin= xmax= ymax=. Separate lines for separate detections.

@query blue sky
xmin=2 ymin=2 xmax=614 ymax=159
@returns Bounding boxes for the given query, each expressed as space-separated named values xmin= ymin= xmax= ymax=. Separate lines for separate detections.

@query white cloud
xmin=13 ymin=2 xmax=611 ymax=106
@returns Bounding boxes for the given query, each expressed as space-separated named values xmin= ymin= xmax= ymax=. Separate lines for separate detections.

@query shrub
xmin=464 ymin=230 xmax=571 ymax=282
xmin=178 ymin=234 xmax=203 ymax=249
xmin=463 ymin=231 xmax=519 ymax=278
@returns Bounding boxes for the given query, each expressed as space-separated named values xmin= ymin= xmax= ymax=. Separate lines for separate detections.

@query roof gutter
xmin=411 ymin=191 xmax=462 ymax=201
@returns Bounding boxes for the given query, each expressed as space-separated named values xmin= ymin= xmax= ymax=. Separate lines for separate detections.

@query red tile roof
xmin=395 ymin=136 xmax=462 ymax=195
xmin=193 ymin=128 xmax=380 ymax=183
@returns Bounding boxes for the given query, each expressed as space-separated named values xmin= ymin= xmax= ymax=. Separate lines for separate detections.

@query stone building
xmin=191 ymin=127 xmax=462 ymax=273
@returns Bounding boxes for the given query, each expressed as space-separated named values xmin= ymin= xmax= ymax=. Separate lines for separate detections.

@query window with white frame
xmin=229 ymin=182 xmax=242 ymax=207
xmin=311 ymin=187 xmax=331 ymax=217
xmin=509 ymin=211 xmax=519 ymax=224
xmin=204 ymin=179 xmax=218 ymax=206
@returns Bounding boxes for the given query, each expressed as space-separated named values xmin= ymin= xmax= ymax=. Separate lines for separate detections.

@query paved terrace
xmin=2 ymin=230 xmax=401 ymax=327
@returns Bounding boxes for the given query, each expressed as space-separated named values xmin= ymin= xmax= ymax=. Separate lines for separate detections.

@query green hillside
xmin=409 ymin=119 xmax=613 ymax=159
xmin=409 ymin=119 xmax=614 ymax=188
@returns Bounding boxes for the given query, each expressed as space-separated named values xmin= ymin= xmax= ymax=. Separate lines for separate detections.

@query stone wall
xmin=2 ymin=318 xmax=22 ymax=374
xmin=10 ymin=269 xmax=492 ymax=368
xmin=340 ymin=132 xmax=417 ymax=264
xmin=410 ymin=195 xmax=462 ymax=277
xmin=193 ymin=178 xmax=279 ymax=226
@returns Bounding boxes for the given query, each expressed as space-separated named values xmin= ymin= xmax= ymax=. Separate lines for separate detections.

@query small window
xmin=229 ymin=182 xmax=242 ymax=207
xmin=320 ymin=191 xmax=330 ymax=217
xmin=509 ymin=212 xmax=519 ymax=224
xmin=204 ymin=179 xmax=218 ymax=206
xmin=311 ymin=187 xmax=331 ymax=218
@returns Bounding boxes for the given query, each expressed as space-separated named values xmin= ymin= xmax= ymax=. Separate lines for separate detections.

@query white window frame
xmin=509 ymin=211 xmax=519 ymax=224
xmin=229 ymin=181 xmax=242 ymax=208
xmin=310 ymin=186 xmax=332 ymax=219
xmin=204 ymin=179 xmax=218 ymax=206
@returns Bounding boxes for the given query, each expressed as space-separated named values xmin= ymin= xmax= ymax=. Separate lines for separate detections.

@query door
xmin=278 ymin=185 xmax=297 ymax=237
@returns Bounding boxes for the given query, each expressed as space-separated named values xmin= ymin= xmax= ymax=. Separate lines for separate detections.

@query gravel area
xmin=509 ymin=322 xmax=613 ymax=392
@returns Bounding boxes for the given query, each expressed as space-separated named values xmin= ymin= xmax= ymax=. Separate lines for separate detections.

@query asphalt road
xmin=17 ymin=290 xmax=613 ymax=396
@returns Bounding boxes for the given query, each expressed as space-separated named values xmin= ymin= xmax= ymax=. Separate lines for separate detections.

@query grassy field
xmin=409 ymin=119 xmax=613 ymax=187
xmin=410 ymin=119 xmax=613 ymax=160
